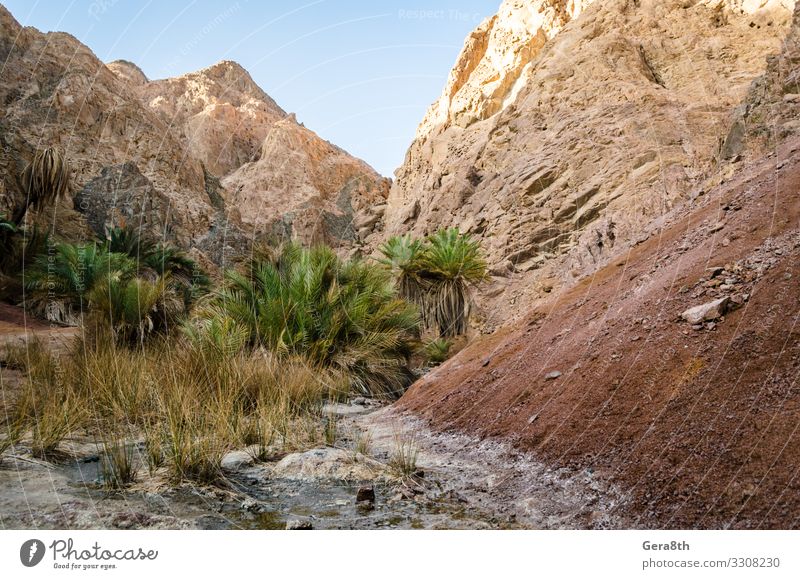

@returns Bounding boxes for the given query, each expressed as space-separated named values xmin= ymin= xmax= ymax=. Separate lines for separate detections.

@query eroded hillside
xmin=379 ymin=0 xmax=794 ymax=330
xmin=396 ymin=0 xmax=800 ymax=529
xmin=0 ymin=5 xmax=387 ymax=266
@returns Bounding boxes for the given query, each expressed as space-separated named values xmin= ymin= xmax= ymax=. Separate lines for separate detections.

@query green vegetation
xmin=24 ymin=242 xmax=137 ymax=324
xmin=2 ymin=337 xmax=334 ymax=482
xmin=379 ymin=227 xmax=486 ymax=338
xmin=195 ymin=243 xmax=420 ymax=398
xmin=1 ymin=221 xmax=486 ymax=488
xmin=422 ymin=337 xmax=451 ymax=366
xmin=22 ymin=225 xmax=208 ymax=340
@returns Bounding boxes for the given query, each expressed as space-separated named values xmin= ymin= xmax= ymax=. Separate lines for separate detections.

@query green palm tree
xmin=102 ymin=224 xmax=210 ymax=309
xmin=419 ymin=228 xmax=487 ymax=337
xmin=197 ymin=243 xmax=420 ymax=398
xmin=24 ymin=242 xmax=136 ymax=324
xmin=378 ymin=233 xmax=427 ymax=318
xmin=104 ymin=224 xmax=157 ymax=260
xmin=13 ymin=147 xmax=71 ymax=226
xmin=88 ymin=274 xmax=183 ymax=346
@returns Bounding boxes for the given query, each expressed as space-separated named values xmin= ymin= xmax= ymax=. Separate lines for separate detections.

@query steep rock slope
xmin=381 ymin=0 xmax=794 ymax=329
xmin=723 ymin=0 xmax=800 ymax=160
xmin=0 ymin=3 xmax=387 ymax=264
xmin=222 ymin=116 xmax=390 ymax=246
xmin=134 ymin=60 xmax=286 ymax=178
xmin=0 ymin=5 xmax=211 ymax=247
xmin=123 ymin=59 xmax=390 ymax=248
xmin=397 ymin=1 xmax=800 ymax=528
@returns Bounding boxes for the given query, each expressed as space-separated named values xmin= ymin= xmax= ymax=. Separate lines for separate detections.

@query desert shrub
xmin=100 ymin=435 xmax=138 ymax=489
xmin=389 ymin=432 xmax=419 ymax=479
xmin=422 ymin=337 xmax=451 ymax=365
xmin=195 ymin=243 xmax=420 ymax=398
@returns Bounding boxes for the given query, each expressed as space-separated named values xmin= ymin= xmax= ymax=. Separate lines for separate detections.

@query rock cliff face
xmin=397 ymin=1 xmax=800 ymax=528
xmin=134 ymin=60 xmax=286 ymax=178
xmin=0 ymin=3 xmax=387 ymax=264
xmin=222 ymin=116 xmax=390 ymax=247
xmin=382 ymin=0 xmax=794 ymax=328
xmin=0 ymin=5 xmax=207 ymax=246
xmin=722 ymin=0 xmax=800 ymax=159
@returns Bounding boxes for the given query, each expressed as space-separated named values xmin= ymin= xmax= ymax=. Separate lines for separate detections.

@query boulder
xmin=681 ymin=297 xmax=731 ymax=325
xmin=220 ymin=450 xmax=255 ymax=472
xmin=272 ymin=447 xmax=387 ymax=482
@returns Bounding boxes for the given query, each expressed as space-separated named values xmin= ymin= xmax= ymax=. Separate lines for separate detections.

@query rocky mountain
xmin=0 ymin=3 xmax=387 ymax=267
xmin=133 ymin=60 xmax=286 ymax=178
xmin=395 ymin=0 xmax=800 ymax=528
xmin=379 ymin=0 xmax=795 ymax=330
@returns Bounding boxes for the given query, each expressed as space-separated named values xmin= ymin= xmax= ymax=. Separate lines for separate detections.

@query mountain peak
xmin=107 ymin=59 xmax=148 ymax=86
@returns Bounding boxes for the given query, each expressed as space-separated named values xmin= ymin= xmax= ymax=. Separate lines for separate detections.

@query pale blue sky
xmin=3 ymin=0 xmax=499 ymax=176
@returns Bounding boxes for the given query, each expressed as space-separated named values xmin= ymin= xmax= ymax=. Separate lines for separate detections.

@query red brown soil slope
xmin=397 ymin=138 xmax=800 ymax=529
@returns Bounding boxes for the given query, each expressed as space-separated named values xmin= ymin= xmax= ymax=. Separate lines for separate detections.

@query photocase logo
xmin=20 ymin=539 xmax=46 ymax=567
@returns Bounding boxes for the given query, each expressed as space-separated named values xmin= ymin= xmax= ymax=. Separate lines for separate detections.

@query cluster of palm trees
xmin=3 ymin=147 xmax=488 ymax=398
xmin=24 ymin=226 xmax=210 ymax=344
xmin=378 ymin=228 xmax=487 ymax=338
xmin=191 ymin=243 xmax=420 ymax=398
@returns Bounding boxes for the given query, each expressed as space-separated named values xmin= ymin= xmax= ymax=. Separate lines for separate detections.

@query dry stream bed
xmin=0 ymin=401 xmax=628 ymax=530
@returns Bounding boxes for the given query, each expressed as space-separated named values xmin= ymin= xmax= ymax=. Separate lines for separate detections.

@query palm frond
xmin=196 ymin=242 xmax=420 ymax=398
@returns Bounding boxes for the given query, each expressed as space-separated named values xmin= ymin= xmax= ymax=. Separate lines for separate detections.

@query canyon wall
xmin=380 ymin=0 xmax=794 ymax=329
xmin=0 ymin=4 xmax=387 ymax=267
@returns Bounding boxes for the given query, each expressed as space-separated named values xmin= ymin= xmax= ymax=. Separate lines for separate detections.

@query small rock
xmin=352 ymin=397 xmax=367 ymax=406
xmin=730 ymin=294 xmax=746 ymax=308
xmin=241 ymin=498 xmax=261 ymax=513
xmin=691 ymin=324 xmax=703 ymax=331
xmin=482 ymin=358 xmax=491 ymax=367
xmin=681 ymin=297 xmax=730 ymax=325
xmin=220 ymin=450 xmax=255 ymax=472
xmin=356 ymin=486 xmax=375 ymax=504
xmin=544 ymin=370 xmax=562 ymax=380
xmin=708 ymin=222 xmax=725 ymax=233
xmin=705 ymin=322 xmax=716 ymax=331
xmin=286 ymin=519 xmax=313 ymax=530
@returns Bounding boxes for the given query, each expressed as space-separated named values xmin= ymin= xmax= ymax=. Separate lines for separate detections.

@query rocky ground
xmin=0 ymin=392 xmax=626 ymax=530
xmin=398 ymin=135 xmax=800 ymax=529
